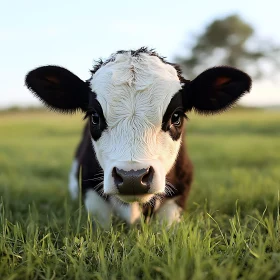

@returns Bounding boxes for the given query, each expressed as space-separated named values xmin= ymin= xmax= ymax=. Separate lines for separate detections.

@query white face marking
xmin=110 ymin=197 xmax=142 ymax=224
xmin=68 ymin=159 xmax=79 ymax=200
xmin=156 ymin=198 xmax=182 ymax=227
xmin=90 ymin=52 xmax=182 ymax=201
xmin=85 ymin=190 xmax=113 ymax=229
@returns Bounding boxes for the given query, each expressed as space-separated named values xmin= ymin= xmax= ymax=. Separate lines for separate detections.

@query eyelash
xmin=84 ymin=110 xmax=96 ymax=120
xmin=161 ymin=110 xmax=189 ymax=130
xmin=172 ymin=109 xmax=189 ymax=121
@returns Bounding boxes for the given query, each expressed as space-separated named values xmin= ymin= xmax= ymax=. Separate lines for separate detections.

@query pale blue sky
xmin=1 ymin=0 xmax=280 ymax=107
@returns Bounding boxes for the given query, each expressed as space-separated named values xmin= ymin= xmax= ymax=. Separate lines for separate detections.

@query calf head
xmin=25 ymin=48 xmax=251 ymax=203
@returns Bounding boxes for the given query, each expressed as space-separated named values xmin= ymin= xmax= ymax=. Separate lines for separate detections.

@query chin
xmin=116 ymin=194 xmax=155 ymax=204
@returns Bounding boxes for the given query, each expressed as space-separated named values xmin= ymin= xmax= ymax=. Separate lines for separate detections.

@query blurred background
xmin=0 ymin=0 xmax=279 ymax=213
xmin=1 ymin=3 xmax=280 ymax=277
xmin=1 ymin=0 xmax=280 ymax=109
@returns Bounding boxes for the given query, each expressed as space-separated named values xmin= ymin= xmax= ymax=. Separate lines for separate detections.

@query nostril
xmin=141 ymin=166 xmax=154 ymax=186
xmin=112 ymin=167 xmax=123 ymax=186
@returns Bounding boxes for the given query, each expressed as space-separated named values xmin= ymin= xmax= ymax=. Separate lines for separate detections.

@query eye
xmin=171 ymin=112 xmax=181 ymax=126
xmin=91 ymin=112 xmax=100 ymax=126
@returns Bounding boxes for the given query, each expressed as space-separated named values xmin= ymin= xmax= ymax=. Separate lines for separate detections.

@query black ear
xmin=182 ymin=66 xmax=252 ymax=114
xmin=25 ymin=66 xmax=90 ymax=113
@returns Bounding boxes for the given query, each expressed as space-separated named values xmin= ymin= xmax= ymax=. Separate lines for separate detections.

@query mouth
xmin=117 ymin=194 xmax=155 ymax=204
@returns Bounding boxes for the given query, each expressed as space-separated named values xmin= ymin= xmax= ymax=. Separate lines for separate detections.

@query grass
xmin=0 ymin=109 xmax=280 ymax=280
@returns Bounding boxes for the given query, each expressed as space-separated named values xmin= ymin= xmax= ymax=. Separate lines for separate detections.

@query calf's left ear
xmin=182 ymin=66 xmax=252 ymax=114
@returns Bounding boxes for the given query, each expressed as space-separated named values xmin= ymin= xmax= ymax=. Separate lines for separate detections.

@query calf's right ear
xmin=25 ymin=66 xmax=90 ymax=113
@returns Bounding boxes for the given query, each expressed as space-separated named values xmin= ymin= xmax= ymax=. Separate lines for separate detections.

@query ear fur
xmin=182 ymin=66 xmax=252 ymax=114
xmin=25 ymin=66 xmax=90 ymax=113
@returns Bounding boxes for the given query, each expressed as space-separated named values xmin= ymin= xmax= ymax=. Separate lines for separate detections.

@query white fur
xmin=110 ymin=197 xmax=142 ymax=224
xmin=156 ymin=198 xmax=182 ymax=227
xmin=84 ymin=190 xmax=113 ymax=229
xmin=68 ymin=159 xmax=79 ymax=199
xmin=90 ymin=52 xmax=182 ymax=200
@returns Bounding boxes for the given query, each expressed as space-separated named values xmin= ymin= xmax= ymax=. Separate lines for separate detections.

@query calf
xmin=25 ymin=47 xmax=251 ymax=228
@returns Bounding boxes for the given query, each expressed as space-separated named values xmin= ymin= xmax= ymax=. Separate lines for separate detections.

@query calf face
xmin=25 ymin=48 xmax=251 ymax=205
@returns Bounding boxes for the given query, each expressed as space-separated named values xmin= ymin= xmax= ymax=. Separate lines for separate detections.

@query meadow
xmin=0 ymin=108 xmax=280 ymax=280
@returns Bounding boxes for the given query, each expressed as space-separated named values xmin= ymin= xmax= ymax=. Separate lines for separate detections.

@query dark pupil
xmin=92 ymin=113 xmax=99 ymax=125
xmin=171 ymin=113 xmax=180 ymax=125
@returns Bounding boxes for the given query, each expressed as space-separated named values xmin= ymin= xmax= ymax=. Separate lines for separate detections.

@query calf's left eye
xmin=171 ymin=112 xmax=181 ymax=126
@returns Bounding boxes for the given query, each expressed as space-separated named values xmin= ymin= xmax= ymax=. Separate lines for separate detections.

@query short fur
xmin=25 ymin=47 xmax=252 ymax=227
xmin=69 ymin=120 xmax=193 ymax=223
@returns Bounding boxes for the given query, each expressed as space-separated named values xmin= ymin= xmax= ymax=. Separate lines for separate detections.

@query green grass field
xmin=0 ymin=109 xmax=280 ymax=280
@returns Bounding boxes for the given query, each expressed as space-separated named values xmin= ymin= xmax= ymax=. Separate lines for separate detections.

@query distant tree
xmin=177 ymin=14 xmax=280 ymax=80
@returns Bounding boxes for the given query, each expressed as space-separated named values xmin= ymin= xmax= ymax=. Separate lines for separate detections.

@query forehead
xmin=89 ymin=51 xmax=182 ymax=125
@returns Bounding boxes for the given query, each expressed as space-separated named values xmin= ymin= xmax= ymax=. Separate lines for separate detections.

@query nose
xmin=112 ymin=167 xmax=154 ymax=195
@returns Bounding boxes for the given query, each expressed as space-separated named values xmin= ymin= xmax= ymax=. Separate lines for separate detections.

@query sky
xmin=1 ymin=0 xmax=280 ymax=108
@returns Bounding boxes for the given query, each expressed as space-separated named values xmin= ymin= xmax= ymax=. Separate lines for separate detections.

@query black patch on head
xmin=88 ymin=47 xmax=187 ymax=141
xmin=85 ymin=93 xmax=107 ymax=141
xmin=89 ymin=47 xmax=185 ymax=82
xmin=162 ymin=92 xmax=186 ymax=141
